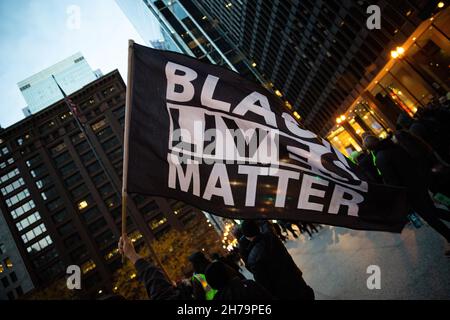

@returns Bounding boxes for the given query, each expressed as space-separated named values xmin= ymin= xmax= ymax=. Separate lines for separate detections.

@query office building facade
xmin=1 ymin=70 xmax=220 ymax=298
xmin=190 ymin=0 xmax=447 ymax=136
xmin=0 ymin=209 xmax=34 ymax=300
xmin=17 ymin=53 xmax=98 ymax=115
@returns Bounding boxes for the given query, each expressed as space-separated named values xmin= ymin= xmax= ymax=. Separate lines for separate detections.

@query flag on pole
xmin=52 ymin=75 xmax=87 ymax=125
xmin=123 ymin=43 xmax=408 ymax=232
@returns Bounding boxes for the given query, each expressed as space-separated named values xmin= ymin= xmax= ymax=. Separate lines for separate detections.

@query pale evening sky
xmin=0 ymin=0 xmax=151 ymax=128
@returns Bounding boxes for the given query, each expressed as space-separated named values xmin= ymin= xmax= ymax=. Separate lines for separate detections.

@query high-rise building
xmin=17 ymin=53 xmax=98 ymax=115
xmin=0 ymin=208 xmax=34 ymax=300
xmin=115 ymin=0 xmax=266 ymax=82
xmin=1 ymin=70 xmax=221 ymax=298
xmin=188 ymin=0 xmax=447 ymax=135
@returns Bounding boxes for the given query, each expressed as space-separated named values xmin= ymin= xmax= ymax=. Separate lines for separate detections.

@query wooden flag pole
xmin=122 ymin=40 xmax=172 ymax=282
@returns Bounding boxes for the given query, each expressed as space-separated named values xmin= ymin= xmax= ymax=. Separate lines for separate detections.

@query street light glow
xmin=396 ymin=46 xmax=405 ymax=55
xmin=437 ymin=2 xmax=444 ymax=8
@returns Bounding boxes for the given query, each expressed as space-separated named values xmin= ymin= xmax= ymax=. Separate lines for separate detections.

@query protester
xmin=239 ymin=220 xmax=315 ymax=300
xmin=205 ymin=261 xmax=273 ymax=300
xmin=362 ymin=134 xmax=450 ymax=255
xmin=188 ymin=251 xmax=217 ymax=300
xmin=118 ymin=235 xmax=194 ymax=300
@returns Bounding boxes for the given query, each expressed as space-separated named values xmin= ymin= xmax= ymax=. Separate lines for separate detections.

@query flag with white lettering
xmin=125 ymin=43 xmax=408 ymax=232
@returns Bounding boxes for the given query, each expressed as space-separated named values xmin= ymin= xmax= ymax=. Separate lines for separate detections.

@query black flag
xmin=124 ymin=43 xmax=408 ymax=232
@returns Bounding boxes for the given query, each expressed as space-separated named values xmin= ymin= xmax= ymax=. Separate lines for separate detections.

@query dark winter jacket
xmin=205 ymin=260 xmax=273 ymax=300
xmin=372 ymin=139 xmax=427 ymax=190
xmin=135 ymin=259 xmax=193 ymax=300
xmin=213 ymin=277 xmax=274 ymax=300
xmin=241 ymin=232 xmax=314 ymax=300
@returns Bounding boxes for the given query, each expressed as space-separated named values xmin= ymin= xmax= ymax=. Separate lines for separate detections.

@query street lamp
xmin=390 ymin=46 xmax=405 ymax=59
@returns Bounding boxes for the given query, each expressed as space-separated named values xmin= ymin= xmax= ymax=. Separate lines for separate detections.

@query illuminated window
xmin=81 ymin=260 xmax=96 ymax=274
xmin=78 ymin=200 xmax=88 ymax=210
xmin=21 ymin=223 xmax=46 ymax=244
xmin=16 ymin=212 xmax=41 ymax=231
xmin=150 ymin=215 xmax=167 ymax=230
xmin=3 ymin=258 xmax=13 ymax=269
xmin=0 ymin=264 xmax=3 ymax=273
xmin=91 ymin=119 xmax=107 ymax=132
xmin=104 ymin=247 xmax=119 ymax=261
xmin=26 ymin=235 xmax=53 ymax=254
xmin=1 ymin=178 xmax=25 ymax=196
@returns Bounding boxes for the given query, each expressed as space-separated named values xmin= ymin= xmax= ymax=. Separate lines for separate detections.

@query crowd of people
xmin=118 ymin=219 xmax=315 ymax=300
xmin=116 ymin=102 xmax=450 ymax=300
xmin=352 ymin=102 xmax=450 ymax=255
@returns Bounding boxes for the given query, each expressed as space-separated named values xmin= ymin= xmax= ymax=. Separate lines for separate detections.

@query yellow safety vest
xmin=192 ymin=273 xmax=217 ymax=300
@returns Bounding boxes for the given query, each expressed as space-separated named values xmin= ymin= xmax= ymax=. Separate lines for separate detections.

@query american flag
xmin=52 ymin=75 xmax=86 ymax=125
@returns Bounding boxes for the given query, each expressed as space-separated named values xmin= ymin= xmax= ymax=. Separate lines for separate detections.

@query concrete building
xmin=0 ymin=209 xmax=34 ymax=300
xmin=17 ymin=53 xmax=98 ymax=115
xmin=1 ymin=70 xmax=220 ymax=298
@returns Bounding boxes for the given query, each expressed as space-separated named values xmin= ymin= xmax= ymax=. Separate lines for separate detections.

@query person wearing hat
xmin=239 ymin=220 xmax=315 ymax=300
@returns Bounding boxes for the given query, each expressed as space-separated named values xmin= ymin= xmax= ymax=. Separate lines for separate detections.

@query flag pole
xmin=122 ymin=40 xmax=171 ymax=281
xmin=122 ymin=39 xmax=134 ymax=262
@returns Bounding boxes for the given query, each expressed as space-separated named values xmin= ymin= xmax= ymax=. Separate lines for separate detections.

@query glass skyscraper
xmin=17 ymin=53 xmax=97 ymax=115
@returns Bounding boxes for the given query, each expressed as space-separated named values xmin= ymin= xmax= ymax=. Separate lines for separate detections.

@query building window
xmin=32 ymin=247 xmax=59 ymax=269
xmin=26 ymin=235 xmax=53 ymax=254
xmin=104 ymin=195 xmax=119 ymax=209
xmin=52 ymin=209 xmax=68 ymax=224
xmin=53 ymin=151 xmax=71 ymax=167
xmin=1 ymin=146 xmax=10 ymax=156
xmin=16 ymin=212 xmax=41 ymax=231
xmin=1 ymin=178 xmax=25 ymax=196
xmin=5 ymin=189 xmax=30 ymax=207
xmin=96 ymin=126 xmax=113 ymax=140
xmin=92 ymin=173 xmax=107 ymax=187
xmin=10 ymin=200 xmax=36 ymax=219
xmin=71 ymin=132 xmax=85 ymax=144
xmin=87 ymin=162 xmax=101 ymax=175
xmin=1 ymin=277 xmax=9 ymax=288
xmin=25 ymin=155 xmax=41 ymax=168
xmin=4 ymin=258 xmax=13 ymax=269
xmin=99 ymin=183 xmax=114 ymax=198
xmin=41 ymin=186 xmax=58 ymax=201
xmin=88 ymin=218 xmax=107 ymax=234
xmin=30 ymin=165 xmax=47 ymax=178
xmin=15 ymin=286 xmax=23 ymax=296
xmin=0 ymin=168 xmax=20 ymax=184
xmin=0 ymin=264 xmax=3 ymax=274
xmin=64 ymin=233 xmax=81 ymax=249
xmin=81 ymin=260 xmax=96 ymax=274
xmin=101 ymin=137 xmax=119 ymax=152
xmin=77 ymin=199 xmax=89 ymax=211
xmin=10 ymin=271 xmax=17 ymax=283
xmin=71 ymin=184 xmax=89 ymax=199
xmin=75 ymin=140 xmax=90 ymax=154
xmin=58 ymin=222 xmax=75 ymax=237
xmin=58 ymin=162 xmax=77 ymax=177
xmin=21 ymin=223 xmax=46 ymax=244
xmin=80 ymin=207 xmax=99 ymax=223
xmin=46 ymin=197 xmax=64 ymax=212
xmin=91 ymin=119 xmax=107 ymax=132
xmin=35 ymin=175 xmax=53 ymax=190
xmin=149 ymin=214 xmax=168 ymax=230
xmin=0 ymin=157 xmax=14 ymax=169
xmin=6 ymin=291 xmax=14 ymax=300
xmin=64 ymin=173 xmax=82 ymax=189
